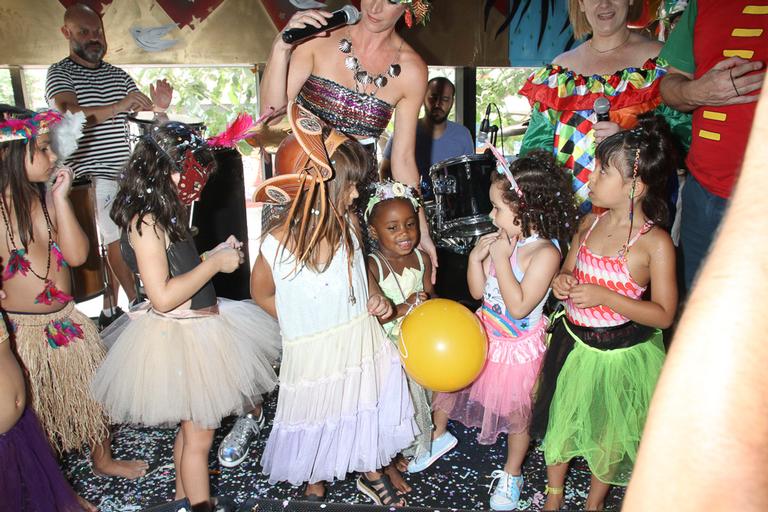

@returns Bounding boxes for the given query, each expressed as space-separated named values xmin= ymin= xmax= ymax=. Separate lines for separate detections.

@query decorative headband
xmin=253 ymin=101 xmax=349 ymax=205
xmin=1 ymin=108 xmax=86 ymax=164
xmin=481 ymin=143 xmax=524 ymax=202
xmin=392 ymin=0 xmax=431 ymax=27
xmin=0 ymin=110 xmax=63 ymax=143
xmin=143 ymin=113 xmax=255 ymax=205
xmin=364 ymin=179 xmax=421 ymax=221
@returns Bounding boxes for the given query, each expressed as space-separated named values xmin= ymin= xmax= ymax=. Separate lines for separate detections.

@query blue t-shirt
xmin=383 ymin=120 xmax=474 ymax=199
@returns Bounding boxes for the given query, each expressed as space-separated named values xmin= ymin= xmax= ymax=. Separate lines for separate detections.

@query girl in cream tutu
xmin=91 ymin=120 xmax=280 ymax=508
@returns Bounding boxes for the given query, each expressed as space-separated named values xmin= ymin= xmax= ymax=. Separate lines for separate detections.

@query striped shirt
xmin=46 ymin=58 xmax=138 ymax=180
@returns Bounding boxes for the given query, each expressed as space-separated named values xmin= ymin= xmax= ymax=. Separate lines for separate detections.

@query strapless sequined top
xmin=296 ymin=74 xmax=394 ymax=139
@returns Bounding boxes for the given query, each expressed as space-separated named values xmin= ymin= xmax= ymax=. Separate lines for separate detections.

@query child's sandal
xmin=543 ymin=485 xmax=565 ymax=511
xmin=356 ymin=474 xmax=407 ymax=507
xmin=545 ymin=485 xmax=564 ymax=496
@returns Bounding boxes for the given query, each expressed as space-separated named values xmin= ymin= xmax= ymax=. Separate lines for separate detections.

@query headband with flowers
xmin=390 ymin=0 xmax=432 ymax=28
xmin=0 ymin=110 xmax=63 ymax=143
xmin=365 ymin=179 xmax=421 ymax=221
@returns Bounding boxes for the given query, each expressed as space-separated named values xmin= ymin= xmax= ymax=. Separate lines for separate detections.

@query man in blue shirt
xmin=381 ymin=77 xmax=475 ymax=200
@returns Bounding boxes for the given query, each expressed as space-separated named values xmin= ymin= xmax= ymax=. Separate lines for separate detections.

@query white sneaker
xmin=217 ymin=411 xmax=265 ymax=468
xmin=489 ymin=469 xmax=524 ymax=511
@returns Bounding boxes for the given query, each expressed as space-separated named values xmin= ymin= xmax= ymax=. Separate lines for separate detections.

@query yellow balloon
xmin=398 ymin=298 xmax=488 ymax=393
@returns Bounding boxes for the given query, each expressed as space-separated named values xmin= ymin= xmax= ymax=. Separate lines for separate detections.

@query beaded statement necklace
xmin=0 ymin=195 xmax=70 ymax=305
xmin=339 ymin=36 xmax=403 ymax=96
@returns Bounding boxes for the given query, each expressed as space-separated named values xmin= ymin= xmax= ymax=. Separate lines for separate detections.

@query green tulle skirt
xmin=541 ymin=325 xmax=665 ymax=485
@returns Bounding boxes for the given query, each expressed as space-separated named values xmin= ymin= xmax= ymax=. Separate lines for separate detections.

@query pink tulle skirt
xmin=433 ymin=318 xmax=547 ymax=444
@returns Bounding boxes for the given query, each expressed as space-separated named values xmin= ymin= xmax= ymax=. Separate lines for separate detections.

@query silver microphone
xmin=593 ymin=97 xmax=611 ymax=123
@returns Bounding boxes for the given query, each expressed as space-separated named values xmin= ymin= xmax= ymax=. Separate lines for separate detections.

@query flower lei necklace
xmin=0 ymin=195 xmax=70 ymax=305
xmin=339 ymin=35 xmax=404 ymax=96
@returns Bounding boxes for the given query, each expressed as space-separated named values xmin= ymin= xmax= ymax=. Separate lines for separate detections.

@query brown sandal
xmin=356 ymin=474 xmax=407 ymax=507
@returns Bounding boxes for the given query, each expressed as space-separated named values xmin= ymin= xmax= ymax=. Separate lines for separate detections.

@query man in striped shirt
xmin=46 ymin=3 xmax=171 ymax=330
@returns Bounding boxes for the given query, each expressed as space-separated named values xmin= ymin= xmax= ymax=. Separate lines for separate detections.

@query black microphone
xmin=593 ymin=97 xmax=611 ymax=123
xmin=282 ymin=5 xmax=360 ymax=44
xmin=477 ymin=103 xmax=492 ymax=144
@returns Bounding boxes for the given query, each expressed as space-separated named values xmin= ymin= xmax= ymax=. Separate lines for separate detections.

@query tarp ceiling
xmin=0 ymin=0 xmax=510 ymax=67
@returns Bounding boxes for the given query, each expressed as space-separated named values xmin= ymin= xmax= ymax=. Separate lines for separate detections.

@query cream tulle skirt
xmin=91 ymin=299 xmax=281 ymax=429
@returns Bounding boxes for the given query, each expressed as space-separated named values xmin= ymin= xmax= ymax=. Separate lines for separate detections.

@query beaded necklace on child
xmin=0 ymin=195 xmax=70 ymax=305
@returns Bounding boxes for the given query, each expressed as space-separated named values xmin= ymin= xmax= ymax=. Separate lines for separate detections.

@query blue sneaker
xmin=489 ymin=470 xmax=524 ymax=511
xmin=406 ymin=431 xmax=457 ymax=473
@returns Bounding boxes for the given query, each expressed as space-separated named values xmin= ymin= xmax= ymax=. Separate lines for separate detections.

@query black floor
xmin=61 ymin=391 xmax=625 ymax=512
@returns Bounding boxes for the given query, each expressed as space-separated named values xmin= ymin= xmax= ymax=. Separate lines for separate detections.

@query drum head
xmin=429 ymin=153 xmax=493 ymax=173
xmin=129 ymin=111 xmax=204 ymax=128
xmin=442 ymin=215 xmax=495 ymax=238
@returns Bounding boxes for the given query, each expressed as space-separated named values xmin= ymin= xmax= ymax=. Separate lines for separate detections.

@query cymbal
xmin=245 ymin=119 xmax=291 ymax=152
xmin=501 ymin=123 xmax=528 ymax=137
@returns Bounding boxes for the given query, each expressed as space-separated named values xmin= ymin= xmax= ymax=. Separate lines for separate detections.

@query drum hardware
xmin=427 ymin=154 xmax=496 ymax=253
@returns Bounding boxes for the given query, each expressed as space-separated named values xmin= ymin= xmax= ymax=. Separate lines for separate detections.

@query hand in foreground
xmin=367 ymin=293 xmax=394 ymax=319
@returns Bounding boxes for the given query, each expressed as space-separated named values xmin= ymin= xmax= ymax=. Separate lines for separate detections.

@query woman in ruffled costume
xmin=519 ymin=0 xmax=689 ymax=209
xmin=252 ymin=102 xmax=416 ymax=505
xmin=259 ymin=0 xmax=438 ymax=272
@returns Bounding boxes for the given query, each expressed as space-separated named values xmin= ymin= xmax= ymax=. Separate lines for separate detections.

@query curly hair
xmin=595 ymin=113 xmax=679 ymax=227
xmin=0 ymin=104 xmax=45 ymax=249
xmin=110 ymin=122 xmax=215 ymax=243
xmin=491 ymin=150 xmax=579 ymax=241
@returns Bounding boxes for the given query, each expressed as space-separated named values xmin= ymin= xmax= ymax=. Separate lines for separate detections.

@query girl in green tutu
xmin=531 ymin=113 xmax=678 ymax=511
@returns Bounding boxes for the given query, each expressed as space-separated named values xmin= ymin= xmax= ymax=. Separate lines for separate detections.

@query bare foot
xmin=92 ymin=458 xmax=149 ymax=479
xmin=584 ymin=499 xmax=604 ymax=511
xmin=383 ymin=464 xmax=412 ymax=494
xmin=393 ymin=454 xmax=409 ymax=473
xmin=543 ymin=493 xmax=564 ymax=511
xmin=77 ymin=495 xmax=97 ymax=512
xmin=304 ymin=482 xmax=326 ymax=499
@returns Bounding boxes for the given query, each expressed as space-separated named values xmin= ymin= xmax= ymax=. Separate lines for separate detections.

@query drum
xmin=429 ymin=154 xmax=495 ymax=238
xmin=69 ymin=179 xmax=107 ymax=302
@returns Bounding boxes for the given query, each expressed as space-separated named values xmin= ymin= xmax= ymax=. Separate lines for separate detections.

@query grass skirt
xmin=261 ymin=313 xmax=416 ymax=485
xmin=0 ymin=407 xmax=80 ymax=511
xmin=434 ymin=319 xmax=547 ymax=444
xmin=540 ymin=316 xmax=665 ymax=485
xmin=92 ymin=299 xmax=280 ymax=429
xmin=8 ymin=302 xmax=108 ymax=453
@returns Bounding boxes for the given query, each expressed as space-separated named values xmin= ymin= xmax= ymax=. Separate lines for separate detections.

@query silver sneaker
xmin=217 ymin=411 xmax=265 ymax=468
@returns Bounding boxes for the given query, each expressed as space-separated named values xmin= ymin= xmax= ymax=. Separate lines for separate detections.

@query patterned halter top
xmin=565 ymin=214 xmax=653 ymax=327
xmin=296 ymin=75 xmax=394 ymax=139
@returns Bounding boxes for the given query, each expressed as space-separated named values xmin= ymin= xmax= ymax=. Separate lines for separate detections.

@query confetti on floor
xmin=62 ymin=392 xmax=625 ymax=511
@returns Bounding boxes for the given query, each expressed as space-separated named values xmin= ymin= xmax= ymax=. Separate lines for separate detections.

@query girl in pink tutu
xmin=424 ymin=151 xmax=577 ymax=511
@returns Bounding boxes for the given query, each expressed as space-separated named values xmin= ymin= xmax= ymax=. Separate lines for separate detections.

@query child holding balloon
xmin=251 ymin=103 xmax=415 ymax=506
xmin=422 ymin=151 xmax=578 ymax=512
xmin=364 ymin=179 xmax=435 ymax=493
xmin=532 ymin=114 xmax=677 ymax=511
